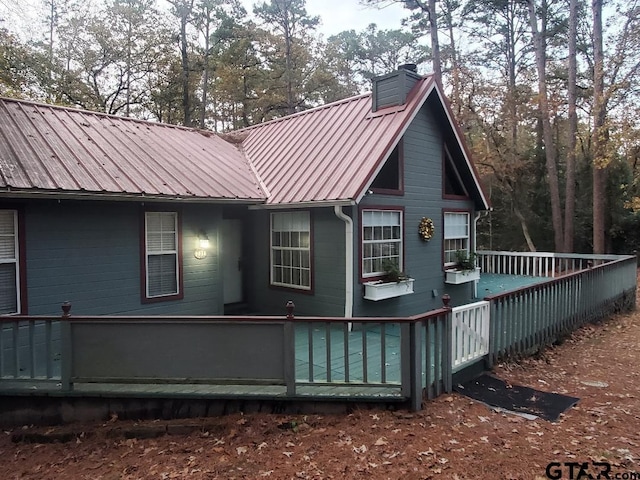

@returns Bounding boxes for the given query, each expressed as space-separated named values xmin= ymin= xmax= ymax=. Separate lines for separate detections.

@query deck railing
xmin=484 ymin=254 xmax=636 ymax=364
xmin=476 ymin=251 xmax=624 ymax=277
xmin=0 ymin=252 xmax=635 ymax=411
xmin=451 ymin=301 xmax=490 ymax=372
xmin=0 ymin=305 xmax=454 ymax=411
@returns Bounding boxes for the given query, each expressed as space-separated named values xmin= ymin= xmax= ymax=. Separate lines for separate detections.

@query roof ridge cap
xmin=235 ymin=93 xmax=371 ymax=133
xmin=0 ymin=96 xmax=203 ymax=133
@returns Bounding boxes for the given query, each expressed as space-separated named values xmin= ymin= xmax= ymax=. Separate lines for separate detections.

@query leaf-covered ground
xmin=1 ymin=289 xmax=639 ymax=479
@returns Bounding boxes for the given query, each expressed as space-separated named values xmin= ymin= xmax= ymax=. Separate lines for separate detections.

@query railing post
xmin=408 ymin=318 xmax=423 ymax=411
xmin=442 ymin=296 xmax=453 ymax=394
xmin=59 ymin=301 xmax=72 ymax=392
xmin=283 ymin=301 xmax=296 ymax=397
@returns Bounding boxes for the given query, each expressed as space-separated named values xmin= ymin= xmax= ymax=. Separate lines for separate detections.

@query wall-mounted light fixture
xmin=194 ymin=230 xmax=210 ymax=259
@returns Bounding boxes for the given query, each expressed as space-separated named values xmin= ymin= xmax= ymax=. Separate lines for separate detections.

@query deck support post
xmin=407 ymin=321 xmax=423 ymax=411
xmin=284 ymin=302 xmax=296 ymax=397
xmin=60 ymin=302 xmax=73 ymax=392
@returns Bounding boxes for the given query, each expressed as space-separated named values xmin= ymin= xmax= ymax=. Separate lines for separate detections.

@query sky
xmin=0 ymin=0 xmax=411 ymax=41
xmin=263 ymin=0 xmax=409 ymax=37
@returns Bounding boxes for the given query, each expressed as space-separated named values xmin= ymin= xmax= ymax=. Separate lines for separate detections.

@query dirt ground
xmin=1 ymin=290 xmax=639 ymax=479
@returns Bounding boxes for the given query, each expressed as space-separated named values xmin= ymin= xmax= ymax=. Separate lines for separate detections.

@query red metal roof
xmin=0 ymin=98 xmax=266 ymax=202
xmin=0 ymin=75 xmax=489 ymax=210
xmin=235 ymin=75 xmax=440 ymax=206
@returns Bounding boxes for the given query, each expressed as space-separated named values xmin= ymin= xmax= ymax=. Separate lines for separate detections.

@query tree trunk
xmin=592 ymin=0 xmax=607 ymax=254
xmin=514 ymin=205 xmax=537 ymax=252
xmin=527 ymin=0 xmax=564 ymax=252
xmin=176 ymin=0 xmax=194 ymax=126
xmin=564 ymin=0 xmax=578 ymax=253
xmin=427 ymin=0 xmax=442 ymax=79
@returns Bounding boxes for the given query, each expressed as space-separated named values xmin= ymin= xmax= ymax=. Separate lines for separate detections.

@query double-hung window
xmin=362 ymin=209 xmax=403 ymax=278
xmin=444 ymin=212 xmax=470 ymax=266
xmin=270 ymin=211 xmax=311 ymax=290
xmin=144 ymin=211 xmax=180 ymax=299
xmin=0 ymin=210 xmax=19 ymax=314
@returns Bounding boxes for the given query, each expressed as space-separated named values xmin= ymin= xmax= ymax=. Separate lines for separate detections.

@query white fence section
xmin=451 ymin=301 xmax=491 ymax=372
xmin=476 ymin=251 xmax=621 ymax=278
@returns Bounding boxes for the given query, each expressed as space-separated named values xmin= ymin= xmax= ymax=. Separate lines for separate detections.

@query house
xmin=0 ymin=65 xmax=489 ymax=318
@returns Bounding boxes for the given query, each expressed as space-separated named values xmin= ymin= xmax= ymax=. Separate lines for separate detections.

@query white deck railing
xmin=451 ymin=301 xmax=490 ymax=372
xmin=476 ymin=251 xmax=623 ymax=278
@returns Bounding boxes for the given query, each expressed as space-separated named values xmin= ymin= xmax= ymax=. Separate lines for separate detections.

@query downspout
xmin=474 ymin=211 xmax=482 ymax=299
xmin=334 ymin=205 xmax=353 ymax=317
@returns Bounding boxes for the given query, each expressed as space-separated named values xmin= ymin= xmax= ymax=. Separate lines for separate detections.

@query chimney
xmin=371 ymin=64 xmax=422 ymax=112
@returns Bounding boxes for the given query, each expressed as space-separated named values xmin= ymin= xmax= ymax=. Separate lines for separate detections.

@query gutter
xmin=334 ymin=205 xmax=354 ymax=317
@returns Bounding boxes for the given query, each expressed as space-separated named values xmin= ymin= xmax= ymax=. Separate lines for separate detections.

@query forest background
xmin=1 ymin=0 xmax=639 ymax=255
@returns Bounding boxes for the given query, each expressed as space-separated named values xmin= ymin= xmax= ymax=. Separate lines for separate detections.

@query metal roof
xmin=0 ymin=98 xmax=266 ymax=202
xmin=234 ymin=74 xmax=488 ymax=209
xmin=0 ymin=75 xmax=489 ymax=210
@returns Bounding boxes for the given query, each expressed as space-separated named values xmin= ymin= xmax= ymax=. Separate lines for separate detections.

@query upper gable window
xmin=371 ymin=143 xmax=403 ymax=194
xmin=444 ymin=147 xmax=467 ymax=197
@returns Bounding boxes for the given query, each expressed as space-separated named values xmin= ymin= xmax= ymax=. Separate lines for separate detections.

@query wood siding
xmin=354 ymin=103 xmax=477 ymax=317
xmin=20 ymin=200 xmax=223 ymax=315
xmin=373 ymin=70 xmax=422 ymax=112
xmin=249 ymin=208 xmax=346 ymax=316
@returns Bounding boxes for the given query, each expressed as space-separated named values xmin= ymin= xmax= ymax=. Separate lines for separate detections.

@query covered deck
xmin=0 ymin=252 xmax=636 ymax=416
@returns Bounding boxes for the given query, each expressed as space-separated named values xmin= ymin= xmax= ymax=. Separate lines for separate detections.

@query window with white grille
xmin=362 ymin=209 xmax=403 ymax=277
xmin=145 ymin=212 xmax=179 ymax=298
xmin=270 ymin=211 xmax=311 ymax=290
xmin=444 ymin=212 xmax=470 ymax=266
xmin=0 ymin=210 xmax=19 ymax=314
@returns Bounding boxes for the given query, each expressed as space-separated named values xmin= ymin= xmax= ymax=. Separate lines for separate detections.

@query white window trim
xmin=270 ymin=211 xmax=312 ymax=290
xmin=0 ymin=210 xmax=20 ymax=315
xmin=145 ymin=211 xmax=180 ymax=299
xmin=443 ymin=211 xmax=470 ymax=267
xmin=361 ymin=209 xmax=404 ymax=279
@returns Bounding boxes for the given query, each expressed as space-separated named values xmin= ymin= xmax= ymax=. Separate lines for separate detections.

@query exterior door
xmin=222 ymin=219 xmax=243 ymax=304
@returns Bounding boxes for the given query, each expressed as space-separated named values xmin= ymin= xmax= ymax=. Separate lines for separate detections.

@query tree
xmin=527 ymin=0 xmax=564 ymax=252
xmin=564 ymin=0 xmax=578 ymax=252
xmin=167 ymin=0 xmax=196 ymax=126
xmin=362 ymin=0 xmax=442 ymax=78
xmin=254 ymin=0 xmax=319 ymax=114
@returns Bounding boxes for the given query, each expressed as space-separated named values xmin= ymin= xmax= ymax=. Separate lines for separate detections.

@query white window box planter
xmin=363 ymin=278 xmax=415 ymax=301
xmin=445 ymin=267 xmax=481 ymax=285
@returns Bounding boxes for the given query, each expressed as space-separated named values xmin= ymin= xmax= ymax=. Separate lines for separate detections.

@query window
xmin=371 ymin=143 xmax=402 ymax=193
xmin=144 ymin=212 xmax=180 ymax=299
xmin=444 ymin=147 xmax=467 ymax=197
xmin=444 ymin=212 xmax=470 ymax=266
xmin=271 ymin=211 xmax=311 ymax=290
xmin=0 ymin=210 xmax=19 ymax=314
xmin=362 ymin=209 xmax=403 ymax=278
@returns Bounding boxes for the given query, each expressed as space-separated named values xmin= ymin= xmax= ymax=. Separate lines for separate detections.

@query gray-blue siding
xmin=354 ymin=104 xmax=477 ymax=317
xmin=21 ymin=200 xmax=223 ymax=316
xmin=248 ymin=208 xmax=346 ymax=317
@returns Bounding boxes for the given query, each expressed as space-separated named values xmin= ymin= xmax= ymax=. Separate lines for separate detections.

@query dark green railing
xmin=0 ymin=306 xmax=453 ymax=411
xmin=0 ymin=252 xmax=635 ymax=410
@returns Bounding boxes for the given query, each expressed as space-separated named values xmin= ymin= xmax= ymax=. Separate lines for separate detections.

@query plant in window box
xmin=364 ymin=260 xmax=414 ymax=301
xmin=382 ymin=259 xmax=410 ymax=282
xmin=445 ymin=250 xmax=480 ymax=284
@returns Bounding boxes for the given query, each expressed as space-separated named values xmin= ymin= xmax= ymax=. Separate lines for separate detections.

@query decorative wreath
xmin=418 ymin=217 xmax=435 ymax=241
